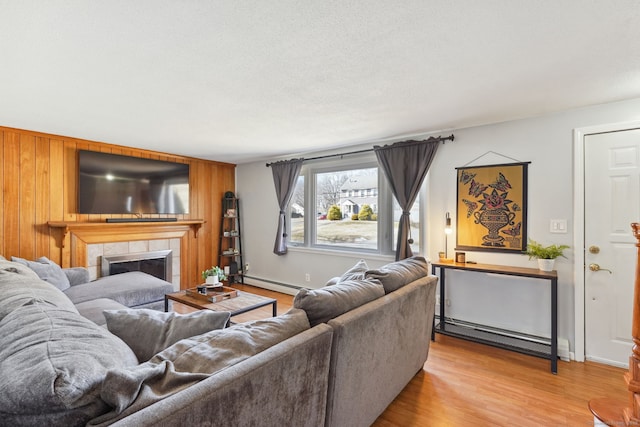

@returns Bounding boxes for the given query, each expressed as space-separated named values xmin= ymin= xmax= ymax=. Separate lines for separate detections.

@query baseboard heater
xmin=106 ymin=218 xmax=178 ymax=223
xmin=243 ymin=275 xmax=302 ymax=296
xmin=434 ymin=316 xmax=558 ymax=359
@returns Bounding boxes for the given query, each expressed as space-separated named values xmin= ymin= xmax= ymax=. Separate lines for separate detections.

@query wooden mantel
xmin=47 ymin=220 xmax=206 ymax=274
xmin=48 ymin=220 xmax=205 ymax=248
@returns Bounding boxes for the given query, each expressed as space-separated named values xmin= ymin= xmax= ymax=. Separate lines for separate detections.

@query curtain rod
xmin=265 ymin=134 xmax=454 ymax=167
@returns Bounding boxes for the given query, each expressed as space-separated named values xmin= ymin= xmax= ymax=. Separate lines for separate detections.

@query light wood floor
xmin=374 ymin=335 xmax=628 ymax=426
xmin=175 ymin=285 xmax=629 ymax=426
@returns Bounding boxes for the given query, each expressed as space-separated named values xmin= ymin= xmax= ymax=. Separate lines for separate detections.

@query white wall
xmin=236 ymin=148 xmax=396 ymax=293
xmin=237 ymin=97 xmax=640 ymax=356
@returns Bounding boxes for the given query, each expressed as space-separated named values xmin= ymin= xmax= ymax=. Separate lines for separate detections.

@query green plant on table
xmin=523 ymin=239 xmax=570 ymax=260
xmin=202 ymin=266 xmax=227 ymax=281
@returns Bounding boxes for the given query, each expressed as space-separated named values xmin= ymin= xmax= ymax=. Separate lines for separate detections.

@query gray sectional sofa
xmin=293 ymin=256 xmax=438 ymax=427
xmin=0 ymin=255 xmax=437 ymax=427
xmin=10 ymin=255 xmax=174 ymax=325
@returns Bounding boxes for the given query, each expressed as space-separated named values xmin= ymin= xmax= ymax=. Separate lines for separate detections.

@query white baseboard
xmin=586 ymin=355 xmax=629 ymax=369
xmin=242 ymin=276 xmax=301 ymax=296
xmin=558 ymin=337 xmax=570 ymax=362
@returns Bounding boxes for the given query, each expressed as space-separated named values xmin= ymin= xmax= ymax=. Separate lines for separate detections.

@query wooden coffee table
xmin=164 ymin=288 xmax=277 ymax=320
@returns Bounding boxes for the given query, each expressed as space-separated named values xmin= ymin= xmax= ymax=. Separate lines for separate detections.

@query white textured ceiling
xmin=1 ymin=1 xmax=639 ymax=164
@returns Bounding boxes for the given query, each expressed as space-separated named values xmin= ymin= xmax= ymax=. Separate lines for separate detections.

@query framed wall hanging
xmin=455 ymin=162 xmax=529 ymax=253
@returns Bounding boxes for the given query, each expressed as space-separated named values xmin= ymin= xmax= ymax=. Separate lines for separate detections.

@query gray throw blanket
xmin=88 ymin=309 xmax=310 ymax=426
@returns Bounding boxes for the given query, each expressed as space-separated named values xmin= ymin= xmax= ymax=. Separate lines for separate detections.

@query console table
xmin=431 ymin=261 xmax=558 ymax=374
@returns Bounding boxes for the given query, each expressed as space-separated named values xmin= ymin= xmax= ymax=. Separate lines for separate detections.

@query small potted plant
xmin=524 ymin=239 xmax=570 ymax=271
xmin=202 ymin=266 xmax=227 ymax=285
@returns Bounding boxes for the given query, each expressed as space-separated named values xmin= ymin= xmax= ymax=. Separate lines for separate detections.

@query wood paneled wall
xmin=0 ymin=126 xmax=235 ymax=288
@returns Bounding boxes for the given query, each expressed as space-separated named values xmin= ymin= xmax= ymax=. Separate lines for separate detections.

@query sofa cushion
xmin=365 ymin=256 xmax=430 ymax=293
xmin=75 ymin=298 xmax=130 ymax=326
xmin=0 ymin=259 xmax=78 ymax=322
xmin=11 ymin=255 xmax=71 ymax=291
xmin=92 ymin=308 xmax=310 ymax=423
xmin=63 ymin=271 xmax=174 ymax=307
xmin=103 ymin=309 xmax=231 ymax=362
xmin=0 ymin=286 xmax=138 ymax=423
xmin=324 ymin=276 xmax=340 ymax=286
xmin=293 ymin=278 xmax=385 ymax=327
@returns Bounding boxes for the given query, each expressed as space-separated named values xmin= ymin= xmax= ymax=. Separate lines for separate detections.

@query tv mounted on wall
xmin=78 ymin=150 xmax=190 ymax=215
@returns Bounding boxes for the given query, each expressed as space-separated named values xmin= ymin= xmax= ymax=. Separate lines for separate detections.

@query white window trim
xmin=287 ymin=154 xmax=421 ymax=256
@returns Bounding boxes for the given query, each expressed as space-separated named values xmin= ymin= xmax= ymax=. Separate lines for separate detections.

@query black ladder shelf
xmin=218 ymin=195 xmax=244 ymax=285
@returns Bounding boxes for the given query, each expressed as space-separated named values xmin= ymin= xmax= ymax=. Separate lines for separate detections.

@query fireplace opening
xmin=101 ymin=250 xmax=172 ymax=281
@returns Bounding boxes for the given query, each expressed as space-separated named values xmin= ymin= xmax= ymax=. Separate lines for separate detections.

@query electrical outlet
xmin=446 ymin=299 xmax=451 ymax=307
xmin=244 ymin=263 xmax=249 ymax=272
xmin=305 ymin=273 xmax=311 ymax=282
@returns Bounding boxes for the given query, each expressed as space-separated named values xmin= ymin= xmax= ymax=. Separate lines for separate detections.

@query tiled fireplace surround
xmin=87 ymin=238 xmax=181 ymax=288
xmin=48 ymin=220 xmax=204 ymax=292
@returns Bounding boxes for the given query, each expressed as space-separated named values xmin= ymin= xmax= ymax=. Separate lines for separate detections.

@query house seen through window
xmin=288 ymin=157 xmax=421 ymax=254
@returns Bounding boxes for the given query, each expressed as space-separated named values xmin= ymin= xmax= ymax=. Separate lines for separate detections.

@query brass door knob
xmin=589 ymin=263 xmax=612 ymax=274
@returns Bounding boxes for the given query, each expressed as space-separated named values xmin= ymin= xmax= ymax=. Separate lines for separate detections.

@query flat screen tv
xmin=78 ymin=150 xmax=190 ymax=214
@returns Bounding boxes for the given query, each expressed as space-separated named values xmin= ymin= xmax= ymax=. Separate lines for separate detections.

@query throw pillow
xmin=365 ymin=256 xmax=430 ymax=293
xmin=148 ymin=307 xmax=310 ymax=372
xmin=337 ymin=259 xmax=369 ymax=283
xmin=11 ymin=255 xmax=71 ymax=291
xmin=103 ymin=309 xmax=231 ymax=362
xmin=293 ymin=278 xmax=385 ymax=326
xmin=324 ymin=259 xmax=369 ymax=286
xmin=95 ymin=308 xmax=310 ymax=422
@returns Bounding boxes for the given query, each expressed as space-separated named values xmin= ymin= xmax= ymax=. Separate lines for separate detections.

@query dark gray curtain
xmin=270 ymin=158 xmax=304 ymax=255
xmin=374 ymin=139 xmax=439 ymax=260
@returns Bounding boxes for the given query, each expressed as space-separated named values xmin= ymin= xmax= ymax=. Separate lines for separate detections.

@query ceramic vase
xmin=537 ymin=259 xmax=555 ymax=272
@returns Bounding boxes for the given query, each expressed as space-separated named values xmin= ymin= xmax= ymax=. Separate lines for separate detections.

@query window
xmin=315 ymin=166 xmax=378 ymax=250
xmin=287 ymin=155 xmax=423 ymax=255
xmin=393 ymin=195 xmax=420 ymax=254
xmin=289 ymin=175 xmax=304 ymax=245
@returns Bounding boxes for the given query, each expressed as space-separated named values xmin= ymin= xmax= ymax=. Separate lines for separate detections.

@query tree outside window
xmin=287 ymin=157 xmax=423 ymax=255
xmin=315 ymin=167 xmax=379 ymax=251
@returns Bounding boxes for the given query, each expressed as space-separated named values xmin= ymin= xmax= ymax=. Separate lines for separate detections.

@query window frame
xmin=287 ymin=154 xmax=420 ymax=256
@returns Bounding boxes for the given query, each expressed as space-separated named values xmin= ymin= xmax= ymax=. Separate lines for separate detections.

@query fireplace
xmin=101 ymin=249 xmax=172 ymax=282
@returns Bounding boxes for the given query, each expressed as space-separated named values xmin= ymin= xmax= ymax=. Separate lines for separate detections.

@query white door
xmin=584 ymin=128 xmax=640 ymax=367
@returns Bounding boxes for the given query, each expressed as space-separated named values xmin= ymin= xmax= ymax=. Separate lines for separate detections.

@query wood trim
xmin=48 ymin=220 xmax=205 ymax=247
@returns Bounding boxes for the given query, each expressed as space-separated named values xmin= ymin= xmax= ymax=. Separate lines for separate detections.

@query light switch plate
xmin=550 ymin=219 xmax=568 ymax=233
